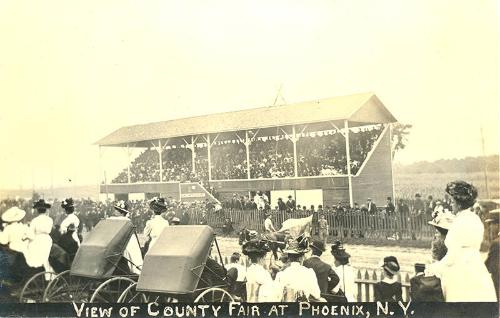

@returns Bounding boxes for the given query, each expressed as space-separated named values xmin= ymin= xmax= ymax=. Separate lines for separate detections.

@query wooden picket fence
xmin=211 ymin=253 xmax=411 ymax=302
xmin=189 ymin=208 xmax=434 ymax=241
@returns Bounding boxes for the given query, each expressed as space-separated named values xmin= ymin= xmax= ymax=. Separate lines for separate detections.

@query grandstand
xmin=95 ymin=92 xmax=397 ymax=208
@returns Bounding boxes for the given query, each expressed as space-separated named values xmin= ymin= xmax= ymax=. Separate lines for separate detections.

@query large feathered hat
xmin=113 ymin=200 xmax=130 ymax=215
xmin=61 ymin=198 xmax=75 ymax=209
xmin=331 ymin=240 xmax=350 ymax=259
xmin=33 ymin=199 xmax=51 ymax=211
xmin=242 ymin=239 xmax=270 ymax=255
xmin=149 ymin=197 xmax=168 ymax=213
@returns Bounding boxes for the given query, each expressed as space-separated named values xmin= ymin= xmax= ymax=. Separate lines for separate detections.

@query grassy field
xmin=394 ymin=171 xmax=499 ymax=199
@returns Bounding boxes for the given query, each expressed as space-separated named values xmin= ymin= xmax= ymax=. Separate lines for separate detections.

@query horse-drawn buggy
xmin=117 ymin=225 xmax=236 ymax=303
xmin=42 ymin=218 xmax=142 ymax=302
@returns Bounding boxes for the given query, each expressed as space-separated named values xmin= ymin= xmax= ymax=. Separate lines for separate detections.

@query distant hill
xmin=0 ymin=185 xmax=99 ymax=201
xmin=395 ymin=155 xmax=499 ymax=174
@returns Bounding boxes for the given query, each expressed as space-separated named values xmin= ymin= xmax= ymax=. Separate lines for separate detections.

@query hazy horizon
xmin=1 ymin=0 xmax=498 ymax=189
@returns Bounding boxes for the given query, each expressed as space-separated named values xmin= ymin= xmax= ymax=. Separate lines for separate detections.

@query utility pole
xmin=480 ymin=127 xmax=490 ymax=198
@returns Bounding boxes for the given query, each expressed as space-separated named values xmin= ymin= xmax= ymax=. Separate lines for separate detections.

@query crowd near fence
xmin=190 ymin=208 xmax=436 ymax=241
xmin=211 ymin=253 xmax=412 ymax=302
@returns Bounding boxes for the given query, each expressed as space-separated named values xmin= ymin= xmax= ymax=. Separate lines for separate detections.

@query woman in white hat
xmin=274 ymin=236 xmax=322 ymax=301
xmin=0 ymin=207 xmax=29 ymax=254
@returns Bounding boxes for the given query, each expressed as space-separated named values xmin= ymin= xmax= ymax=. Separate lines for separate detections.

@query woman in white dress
xmin=108 ymin=201 xmax=143 ymax=275
xmin=59 ymin=198 xmax=81 ymax=246
xmin=242 ymin=239 xmax=278 ymax=302
xmin=331 ymin=241 xmax=357 ymax=302
xmin=429 ymin=181 xmax=497 ymax=302
xmin=143 ymin=197 xmax=169 ymax=252
xmin=0 ymin=206 xmax=30 ymax=282
xmin=25 ymin=199 xmax=54 ymax=275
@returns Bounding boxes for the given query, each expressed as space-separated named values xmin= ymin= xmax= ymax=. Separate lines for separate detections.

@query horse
xmin=238 ymin=228 xmax=286 ymax=260
xmin=238 ymin=214 xmax=314 ymax=260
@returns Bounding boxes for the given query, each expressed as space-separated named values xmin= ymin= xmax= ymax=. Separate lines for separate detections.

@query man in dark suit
xmin=286 ymin=195 xmax=296 ymax=212
xmin=303 ymin=240 xmax=340 ymax=298
xmin=367 ymin=198 xmax=377 ymax=215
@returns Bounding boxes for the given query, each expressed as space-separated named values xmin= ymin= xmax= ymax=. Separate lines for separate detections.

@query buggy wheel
xmin=43 ymin=270 xmax=92 ymax=302
xmin=90 ymin=277 xmax=135 ymax=303
xmin=117 ymin=283 xmax=180 ymax=303
xmin=194 ymin=288 xmax=234 ymax=303
xmin=117 ymin=283 xmax=148 ymax=303
xmin=19 ymin=271 xmax=56 ymax=303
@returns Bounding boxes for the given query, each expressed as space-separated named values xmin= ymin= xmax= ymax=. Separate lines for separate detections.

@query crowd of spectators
xmin=250 ymin=137 xmax=294 ymax=179
xmin=110 ymin=126 xmax=384 ymax=183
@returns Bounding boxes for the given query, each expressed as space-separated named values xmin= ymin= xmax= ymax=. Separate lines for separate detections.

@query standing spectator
xmin=374 ymin=256 xmax=403 ymax=302
xmin=246 ymin=198 xmax=258 ymax=210
xmin=254 ymin=191 xmax=268 ymax=210
xmin=411 ymin=194 xmax=425 ymax=240
xmin=318 ymin=214 xmax=329 ymax=245
xmin=331 ymin=241 xmax=357 ymax=302
xmin=303 ymin=240 xmax=340 ymax=300
xmin=426 ymin=195 xmax=436 ymax=217
xmin=199 ymin=211 xmax=208 ymax=225
xmin=25 ymin=199 xmax=54 ymax=273
xmin=277 ymin=198 xmax=286 ymax=212
xmin=366 ymin=198 xmax=377 ymax=215
xmin=225 ymin=252 xmax=247 ymax=300
xmin=264 ymin=213 xmax=276 ymax=233
xmin=59 ymin=198 xmax=81 ymax=245
xmin=432 ymin=181 xmax=496 ymax=301
xmin=484 ymin=209 xmax=499 ymax=300
xmin=286 ymin=195 xmax=296 ymax=212
xmin=385 ymin=197 xmax=395 ymax=216
xmin=180 ymin=209 xmax=190 ymax=225
xmin=275 ymin=237 xmax=321 ymax=301
xmin=144 ymin=197 xmax=169 ymax=252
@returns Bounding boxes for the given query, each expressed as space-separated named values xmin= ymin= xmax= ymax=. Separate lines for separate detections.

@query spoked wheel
xmin=43 ymin=270 xmax=95 ymax=302
xmin=117 ymin=283 xmax=180 ymax=303
xmin=19 ymin=271 xmax=56 ymax=303
xmin=117 ymin=283 xmax=148 ymax=303
xmin=194 ymin=288 xmax=234 ymax=303
xmin=90 ymin=277 xmax=136 ymax=303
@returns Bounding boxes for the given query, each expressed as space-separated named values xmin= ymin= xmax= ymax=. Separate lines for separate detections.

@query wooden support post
xmin=292 ymin=125 xmax=298 ymax=177
xmin=158 ymin=139 xmax=163 ymax=182
xmin=245 ymin=130 xmax=251 ymax=179
xmin=207 ymin=134 xmax=212 ymax=180
xmin=127 ymin=143 xmax=131 ymax=184
xmin=345 ymin=120 xmax=353 ymax=207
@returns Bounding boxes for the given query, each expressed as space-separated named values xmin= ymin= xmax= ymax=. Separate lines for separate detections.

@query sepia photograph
xmin=0 ymin=0 xmax=498 ymax=317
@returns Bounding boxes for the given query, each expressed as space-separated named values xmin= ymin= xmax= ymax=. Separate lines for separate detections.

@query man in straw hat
xmin=303 ymin=240 xmax=340 ymax=299
xmin=274 ymin=235 xmax=321 ymax=301
xmin=484 ymin=208 xmax=499 ymax=299
xmin=24 ymin=199 xmax=54 ymax=273
xmin=59 ymin=198 xmax=81 ymax=245
xmin=143 ymin=197 xmax=169 ymax=252
xmin=108 ymin=200 xmax=143 ymax=274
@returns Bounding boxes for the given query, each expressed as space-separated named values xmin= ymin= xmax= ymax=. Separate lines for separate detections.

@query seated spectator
xmin=410 ymin=263 xmax=444 ymax=302
xmin=374 ymin=256 xmax=403 ymax=302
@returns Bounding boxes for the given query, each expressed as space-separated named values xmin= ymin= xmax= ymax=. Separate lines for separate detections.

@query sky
xmin=0 ymin=0 xmax=498 ymax=189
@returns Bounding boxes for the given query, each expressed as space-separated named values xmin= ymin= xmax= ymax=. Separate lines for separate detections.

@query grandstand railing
xmin=191 ymin=209 xmax=435 ymax=241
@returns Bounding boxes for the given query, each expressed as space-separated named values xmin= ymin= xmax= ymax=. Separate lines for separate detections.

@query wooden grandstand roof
xmin=96 ymin=92 xmax=397 ymax=146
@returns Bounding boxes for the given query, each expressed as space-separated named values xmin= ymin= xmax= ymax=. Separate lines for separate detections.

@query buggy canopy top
xmin=70 ymin=219 xmax=135 ymax=278
xmin=137 ymin=225 xmax=215 ymax=294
